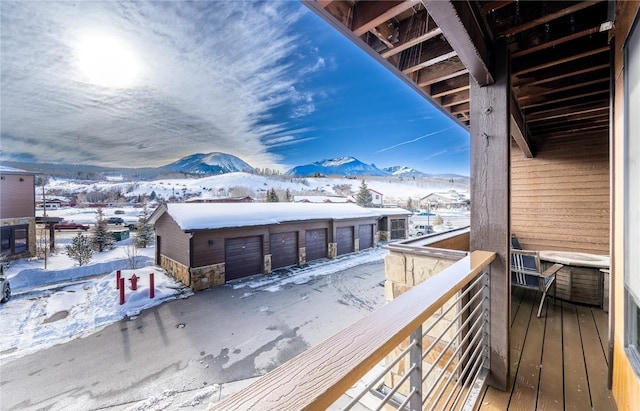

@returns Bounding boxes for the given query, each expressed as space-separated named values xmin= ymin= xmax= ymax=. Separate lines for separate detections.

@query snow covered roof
xmin=151 ymin=202 xmax=383 ymax=231
xmin=378 ymin=208 xmax=413 ymax=217
xmin=293 ymin=195 xmax=353 ymax=203
xmin=0 ymin=166 xmax=35 ymax=175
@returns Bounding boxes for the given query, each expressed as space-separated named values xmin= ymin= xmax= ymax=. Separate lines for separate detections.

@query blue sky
xmin=0 ymin=1 xmax=469 ymax=176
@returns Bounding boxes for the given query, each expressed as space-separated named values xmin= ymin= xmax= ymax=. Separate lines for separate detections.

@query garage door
xmin=270 ymin=232 xmax=298 ymax=269
xmin=305 ymin=229 xmax=327 ymax=262
xmin=225 ymin=236 xmax=263 ymax=280
xmin=358 ymin=224 xmax=374 ymax=250
xmin=336 ymin=227 xmax=354 ymax=255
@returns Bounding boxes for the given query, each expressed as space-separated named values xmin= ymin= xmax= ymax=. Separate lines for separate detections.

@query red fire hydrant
xmin=129 ymin=274 xmax=138 ymax=290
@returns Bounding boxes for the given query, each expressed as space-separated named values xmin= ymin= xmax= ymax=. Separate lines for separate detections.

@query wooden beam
xmin=512 ymin=47 xmax=609 ymax=77
xmin=480 ymin=1 xmax=513 ymax=14
xmin=450 ymin=102 xmax=470 ymax=115
xmin=316 ymin=0 xmax=333 ymax=8
xmin=403 ymin=50 xmax=457 ymax=74
xmin=381 ymin=27 xmax=442 ymax=58
xmin=517 ymin=78 xmax=609 ymax=101
xmin=416 ymin=56 xmax=468 ymax=86
xmin=529 ymin=108 xmax=608 ymax=125
xmin=441 ymin=90 xmax=470 ymax=107
xmin=521 ymin=90 xmax=609 ymax=110
xmin=352 ymin=0 xmax=420 ymax=37
xmin=527 ymin=99 xmax=609 ymax=120
xmin=470 ymin=38 xmax=510 ymax=391
xmin=526 ymin=103 xmax=609 ymax=122
xmin=430 ymin=74 xmax=470 ymax=98
xmin=498 ymin=1 xmax=604 ymax=38
xmin=510 ymin=93 xmax=534 ymax=158
xmin=423 ymin=0 xmax=493 ymax=85
xmin=511 ymin=26 xmax=602 ymax=58
xmin=513 ymin=64 xmax=609 ymax=90
xmin=370 ymin=26 xmax=395 ymax=49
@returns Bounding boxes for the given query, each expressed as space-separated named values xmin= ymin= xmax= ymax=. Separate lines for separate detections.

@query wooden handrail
xmin=211 ymin=250 xmax=497 ymax=411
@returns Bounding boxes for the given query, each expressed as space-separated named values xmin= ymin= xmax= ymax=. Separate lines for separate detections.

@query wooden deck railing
xmin=211 ymin=250 xmax=497 ymax=411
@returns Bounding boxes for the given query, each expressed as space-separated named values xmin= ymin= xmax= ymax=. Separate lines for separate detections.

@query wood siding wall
xmin=0 ymin=174 xmax=35 ymax=219
xmin=155 ymin=213 xmax=191 ymax=266
xmin=511 ymin=132 xmax=610 ymax=254
xmin=613 ymin=2 xmax=640 ymax=409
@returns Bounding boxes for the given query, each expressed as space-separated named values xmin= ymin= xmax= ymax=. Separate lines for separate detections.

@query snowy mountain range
xmin=162 ymin=152 xmax=253 ymax=174
xmin=285 ymin=156 xmax=389 ymax=177
xmin=383 ymin=166 xmax=429 ymax=178
xmin=3 ymin=153 xmax=466 ymax=181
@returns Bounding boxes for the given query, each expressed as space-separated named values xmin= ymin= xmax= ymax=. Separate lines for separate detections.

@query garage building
xmin=149 ymin=203 xmax=386 ymax=290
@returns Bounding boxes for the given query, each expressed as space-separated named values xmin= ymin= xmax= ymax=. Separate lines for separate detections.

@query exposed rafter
xmin=498 ymin=1 xmax=605 ymax=38
xmin=352 ymin=0 xmax=420 ymax=37
xmin=422 ymin=0 xmax=493 ymax=86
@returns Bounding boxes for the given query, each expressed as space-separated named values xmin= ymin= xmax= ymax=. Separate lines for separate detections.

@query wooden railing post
xmin=409 ymin=326 xmax=422 ymax=411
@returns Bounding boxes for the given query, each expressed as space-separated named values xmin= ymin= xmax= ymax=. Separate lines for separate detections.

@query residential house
xmin=0 ymin=167 xmax=36 ymax=259
xmin=368 ymin=188 xmax=384 ymax=207
xmin=420 ymin=190 xmax=469 ymax=210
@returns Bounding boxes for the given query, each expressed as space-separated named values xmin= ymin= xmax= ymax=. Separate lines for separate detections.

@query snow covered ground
xmin=42 ymin=171 xmax=468 ymax=206
xmin=0 ymin=226 xmax=389 ymax=363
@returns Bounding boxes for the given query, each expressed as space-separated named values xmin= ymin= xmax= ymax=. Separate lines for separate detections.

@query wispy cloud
xmin=374 ymin=126 xmax=455 ymax=154
xmin=0 ymin=1 xmax=319 ymax=168
xmin=424 ymin=149 xmax=448 ymax=160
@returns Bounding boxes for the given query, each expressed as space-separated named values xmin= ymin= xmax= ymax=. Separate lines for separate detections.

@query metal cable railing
xmin=339 ymin=266 xmax=490 ymax=411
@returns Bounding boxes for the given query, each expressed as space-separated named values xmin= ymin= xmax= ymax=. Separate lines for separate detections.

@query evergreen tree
xmin=66 ymin=233 xmax=93 ymax=266
xmin=150 ymin=190 xmax=157 ymax=200
xmin=91 ymin=208 xmax=115 ymax=252
xmin=266 ymin=188 xmax=279 ymax=202
xmin=135 ymin=203 xmax=155 ymax=248
xmin=406 ymin=198 xmax=413 ymax=209
xmin=285 ymin=188 xmax=292 ymax=202
xmin=356 ymin=179 xmax=373 ymax=207
xmin=433 ymin=214 xmax=444 ymax=226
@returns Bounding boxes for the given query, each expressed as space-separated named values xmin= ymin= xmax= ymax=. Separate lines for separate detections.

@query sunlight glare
xmin=76 ymin=35 xmax=140 ymax=88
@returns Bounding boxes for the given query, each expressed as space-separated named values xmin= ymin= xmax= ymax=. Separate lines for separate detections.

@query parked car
xmin=409 ymin=224 xmax=434 ymax=237
xmin=54 ymin=221 xmax=90 ymax=231
xmin=107 ymin=217 xmax=124 ymax=225
xmin=1 ymin=275 xmax=11 ymax=303
xmin=114 ymin=210 xmax=125 ymax=215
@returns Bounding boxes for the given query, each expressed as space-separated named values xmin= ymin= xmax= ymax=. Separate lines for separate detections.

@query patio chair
xmin=511 ymin=249 xmax=564 ymax=317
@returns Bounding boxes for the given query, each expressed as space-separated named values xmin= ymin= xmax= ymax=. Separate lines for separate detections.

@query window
xmin=624 ymin=14 xmax=640 ymax=375
xmin=390 ymin=219 xmax=406 ymax=240
xmin=0 ymin=225 xmax=29 ymax=257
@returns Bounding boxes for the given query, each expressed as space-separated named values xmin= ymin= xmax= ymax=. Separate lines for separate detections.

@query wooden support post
xmin=470 ymin=38 xmax=511 ymax=391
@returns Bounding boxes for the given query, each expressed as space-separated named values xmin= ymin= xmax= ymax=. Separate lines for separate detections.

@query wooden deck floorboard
xmin=476 ymin=289 xmax=616 ymax=411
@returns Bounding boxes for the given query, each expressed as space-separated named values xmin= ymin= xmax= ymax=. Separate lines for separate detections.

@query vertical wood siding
xmin=511 ymin=131 xmax=610 ymax=254
xmin=155 ymin=214 xmax=191 ymax=266
xmin=0 ymin=174 xmax=35 ymax=219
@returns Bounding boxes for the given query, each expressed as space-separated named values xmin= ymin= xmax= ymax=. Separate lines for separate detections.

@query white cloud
xmin=0 ymin=1 xmax=315 ymax=168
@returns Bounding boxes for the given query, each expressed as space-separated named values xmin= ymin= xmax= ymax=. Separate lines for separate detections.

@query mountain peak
xmin=162 ymin=152 xmax=254 ymax=175
xmin=286 ymin=156 xmax=388 ymax=177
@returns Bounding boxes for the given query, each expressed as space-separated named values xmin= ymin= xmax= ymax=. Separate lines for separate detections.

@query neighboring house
xmin=420 ymin=190 xmax=469 ymax=210
xmin=149 ymin=203 xmax=382 ymax=290
xmin=294 ymin=195 xmax=354 ymax=203
xmin=369 ymin=189 xmax=383 ymax=207
xmin=0 ymin=167 xmax=37 ymax=259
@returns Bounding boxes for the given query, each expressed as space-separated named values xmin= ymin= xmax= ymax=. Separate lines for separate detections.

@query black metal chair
xmin=511 ymin=249 xmax=563 ymax=317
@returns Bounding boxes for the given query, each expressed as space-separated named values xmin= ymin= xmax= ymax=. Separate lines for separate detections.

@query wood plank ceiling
xmin=305 ymin=1 xmax=613 ymax=157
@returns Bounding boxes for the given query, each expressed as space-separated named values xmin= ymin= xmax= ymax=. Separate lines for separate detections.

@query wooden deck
xmin=477 ymin=287 xmax=616 ymax=411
